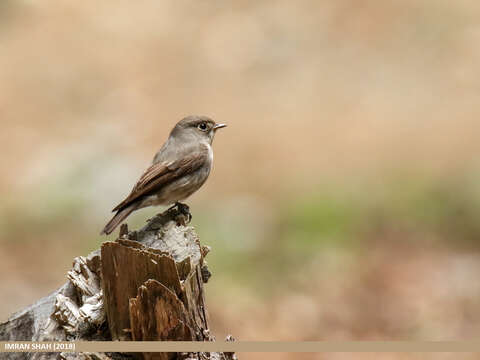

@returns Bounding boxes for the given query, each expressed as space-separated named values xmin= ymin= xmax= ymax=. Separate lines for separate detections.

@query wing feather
xmin=112 ymin=148 xmax=208 ymax=212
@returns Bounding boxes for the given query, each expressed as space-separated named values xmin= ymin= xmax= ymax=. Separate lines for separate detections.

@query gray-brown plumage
xmin=101 ymin=115 xmax=226 ymax=235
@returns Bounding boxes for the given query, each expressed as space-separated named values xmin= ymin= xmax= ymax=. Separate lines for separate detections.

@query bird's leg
xmin=167 ymin=202 xmax=192 ymax=224
xmin=167 ymin=202 xmax=178 ymax=212
xmin=176 ymin=202 xmax=192 ymax=223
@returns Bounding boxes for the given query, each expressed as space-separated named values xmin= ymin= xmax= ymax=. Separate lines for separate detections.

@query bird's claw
xmin=172 ymin=202 xmax=192 ymax=225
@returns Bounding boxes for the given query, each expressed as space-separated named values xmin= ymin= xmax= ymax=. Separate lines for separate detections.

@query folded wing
xmin=112 ymin=147 xmax=208 ymax=212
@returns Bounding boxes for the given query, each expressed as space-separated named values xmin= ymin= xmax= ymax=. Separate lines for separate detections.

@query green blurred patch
xmin=194 ymin=175 xmax=480 ymax=296
xmin=192 ymin=194 xmax=363 ymax=295
xmin=2 ymin=170 xmax=480 ymax=297
xmin=0 ymin=188 xmax=85 ymax=244
xmin=0 ymin=163 xmax=93 ymax=245
xmin=374 ymin=177 xmax=480 ymax=246
xmin=278 ymin=193 xmax=361 ymax=250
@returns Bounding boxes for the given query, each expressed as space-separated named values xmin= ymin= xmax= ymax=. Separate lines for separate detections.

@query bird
xmin=101 ymin=115 xmax=227 ymax=235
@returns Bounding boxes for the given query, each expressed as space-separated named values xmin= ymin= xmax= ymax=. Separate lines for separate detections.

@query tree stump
xmin=0 ymin=207 xmax=236 ymax=360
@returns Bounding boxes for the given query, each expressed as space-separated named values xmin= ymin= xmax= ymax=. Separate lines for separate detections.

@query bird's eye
xmin=198 ymin=122 xmax=208 ymax=131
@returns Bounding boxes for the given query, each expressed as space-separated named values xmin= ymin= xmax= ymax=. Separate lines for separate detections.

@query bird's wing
xmin=112 ymin=147 xmax=209 ymax=212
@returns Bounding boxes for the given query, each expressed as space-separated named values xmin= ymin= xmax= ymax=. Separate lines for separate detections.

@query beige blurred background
xmin=1 ymin=1 xmax=480 ymax=359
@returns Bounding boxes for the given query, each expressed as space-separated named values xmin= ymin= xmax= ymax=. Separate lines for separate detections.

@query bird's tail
xmin=100 ymin=203 xmax=138 ymax=235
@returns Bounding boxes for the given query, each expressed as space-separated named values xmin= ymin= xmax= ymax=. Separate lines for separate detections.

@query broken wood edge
xmin=129 ymin=279 xmax=194 ymax=341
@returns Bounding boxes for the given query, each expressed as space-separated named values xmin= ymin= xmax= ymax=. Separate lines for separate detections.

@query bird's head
xmin=171 ymin=115 xmax=227 ymax=145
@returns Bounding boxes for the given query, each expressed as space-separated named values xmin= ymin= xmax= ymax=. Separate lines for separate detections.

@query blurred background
xmin=1 ymin=0 xmax=480 ymax=359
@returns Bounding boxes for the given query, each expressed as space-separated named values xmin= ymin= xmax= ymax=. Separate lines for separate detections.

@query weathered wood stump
xmin=0 ymin=208 xmax=235 ymax=360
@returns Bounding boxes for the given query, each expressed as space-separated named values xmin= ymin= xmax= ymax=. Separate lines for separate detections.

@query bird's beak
xmin=213 ymin=123 xmax=227 ymax=131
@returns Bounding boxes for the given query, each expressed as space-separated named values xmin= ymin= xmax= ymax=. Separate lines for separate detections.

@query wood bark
xmin=0 ymin=207 xmax=236 ymax=360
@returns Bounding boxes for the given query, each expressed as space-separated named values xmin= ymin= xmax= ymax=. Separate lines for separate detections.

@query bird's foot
xmin=176 ymin=202 xmax=192 ymax=223
xmin=168 ymin=202 xmax=192 ymax=225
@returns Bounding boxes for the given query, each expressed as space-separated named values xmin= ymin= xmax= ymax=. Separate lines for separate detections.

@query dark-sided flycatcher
xmin=101 ymin=115 xmax=226 ymax=235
